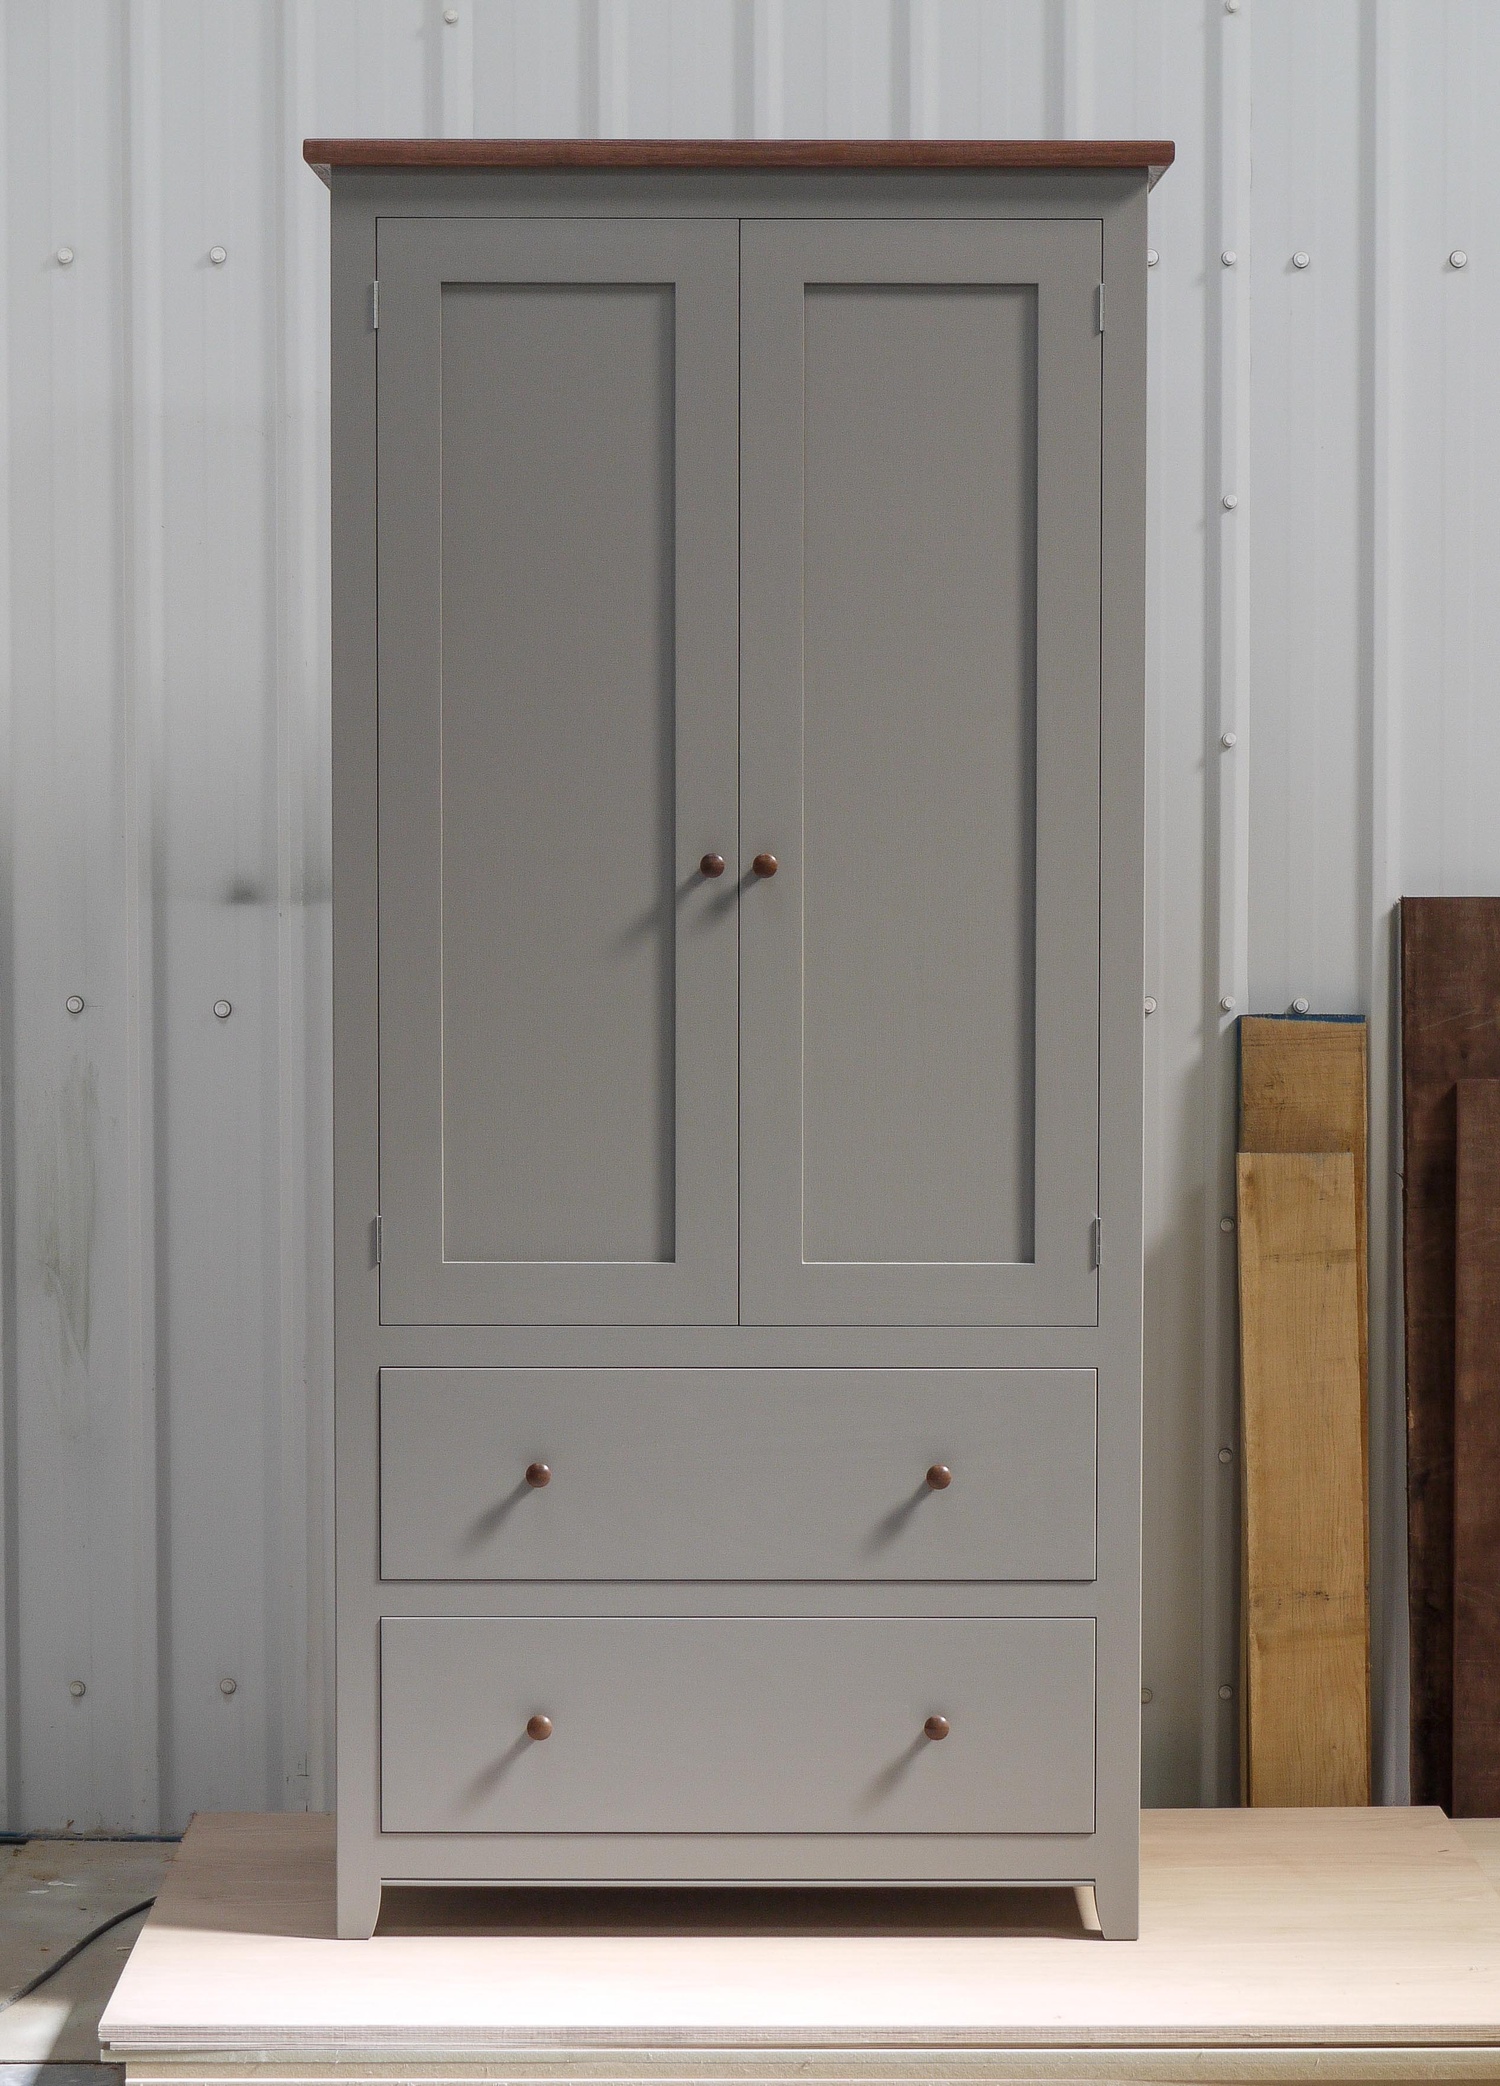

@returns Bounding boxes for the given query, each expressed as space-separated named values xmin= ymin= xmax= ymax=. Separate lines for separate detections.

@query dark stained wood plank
xmin=302 ymin=137 xmax=1176 ymax=185
xmin=1401 ymin=896 xmax=1500 ymax=1810
xmin=1454 ymin=1078 xmax=1500 ymax=1815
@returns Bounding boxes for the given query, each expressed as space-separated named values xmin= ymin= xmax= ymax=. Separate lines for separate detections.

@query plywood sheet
xmin=98 ymin=1809 xmax=1500 ymax=2056
xmin=1237 ymin=1152 xmax=1368 ymax=1806
xmin=1402 ymin=897 xmax=1500 ymax=1810
xmin=1454 ymin=1079 xmax=1500 ymax=1815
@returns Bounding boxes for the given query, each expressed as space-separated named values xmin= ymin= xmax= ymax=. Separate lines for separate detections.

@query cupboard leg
xmin=337 ymin=1865 xmax=382 ymax=1940
xmin=1092 ymin=1869 xmax=1139 ymax=1941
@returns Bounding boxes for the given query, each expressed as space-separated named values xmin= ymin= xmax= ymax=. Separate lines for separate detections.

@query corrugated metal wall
xmin=1 ymin=0 xmax=1496 ymax=1832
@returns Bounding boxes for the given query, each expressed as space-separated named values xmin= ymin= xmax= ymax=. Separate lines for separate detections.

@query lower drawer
xmin=379 ymin=1615 xmax=1095 ymax=1835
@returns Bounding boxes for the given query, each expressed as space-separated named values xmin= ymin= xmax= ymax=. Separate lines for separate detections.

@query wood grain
xmin=1453 ymin=1078 xmax=1500 ymax=1814
xmin=1239 ymin=1015 xmax=1370 ymax=1750
xmin=1237 ymin=1152 xmax=1369 ymax=1807
xmin=302 ymin=138 xmax=1176 ymax=183
xmin=1401 ymin=896 xmax=1500 ymax=1810
xmin=1239 ymin=1015 xmax=1368 ymax=1395
xmin=99 ymin=1808 xmax=1500 ymax=2060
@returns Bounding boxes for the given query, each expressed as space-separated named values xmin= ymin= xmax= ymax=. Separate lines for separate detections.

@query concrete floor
xmin=0 ymin=1838 xmax=176 ymax=2080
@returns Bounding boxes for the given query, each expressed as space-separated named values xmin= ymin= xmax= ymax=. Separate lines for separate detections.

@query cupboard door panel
xmin=740 ymin=221 xmax=1102 ymax=1325
xmin=381 ymin=1616 xmax=1097 ymax=1835
xmin=375 ymin=220 xmax=739 ymax=1324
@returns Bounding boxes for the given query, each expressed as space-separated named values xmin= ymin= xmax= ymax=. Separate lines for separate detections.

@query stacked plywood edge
xmin=1237 ymin=1017 xmax=1370 ymax=1806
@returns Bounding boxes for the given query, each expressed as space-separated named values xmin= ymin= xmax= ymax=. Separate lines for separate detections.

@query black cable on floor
xmin=0 ymin=1896 xmax=156 ymax=2013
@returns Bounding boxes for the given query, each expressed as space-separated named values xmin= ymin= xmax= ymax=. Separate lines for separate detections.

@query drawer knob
xmin=925 ymin=1464 xmax=953 ymax=1491
xmin=752 ymin=853 xmax=779 ymax=878
xmin=923 ymin=1714 xmax=951 ymax=1742
xmin=699 ymin=853 xmax=726 ymax=878
xmin=526 ymin=1713 xmax=554 ymax=1742
xmin=525 ymin=1462 xmax=551 ymax=1488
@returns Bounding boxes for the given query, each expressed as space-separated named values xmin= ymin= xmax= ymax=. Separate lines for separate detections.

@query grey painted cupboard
xmin=308 ymin=136 xmax=1170 ymax=1941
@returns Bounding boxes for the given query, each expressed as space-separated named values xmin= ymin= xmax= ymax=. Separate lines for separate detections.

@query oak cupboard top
xmin=303 ymin=137 xmax=1175 ymax=184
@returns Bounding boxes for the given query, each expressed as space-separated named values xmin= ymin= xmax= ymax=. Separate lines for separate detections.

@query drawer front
xmin=380 ymin=1367 xmax=1096 ymax=1582
xmin=380 ymin=1616 xmax=1095 ymax=1834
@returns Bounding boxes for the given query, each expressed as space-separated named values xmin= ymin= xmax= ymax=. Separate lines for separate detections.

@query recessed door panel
xmin=375 ymin=220 xmax=739 ymax=1324
xmin=740 ymin=220 xmax=1103 ymax=1324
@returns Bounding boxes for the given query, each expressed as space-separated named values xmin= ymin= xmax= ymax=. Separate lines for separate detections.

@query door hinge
xmin=1091 ymin=1215 xmax=1102 ymax=1270
xmin=372 ymin=1213 xmax=383 ymax=1265
xmin=371 ymin=279 xmax=379 ymax=330
xmin=1095 ymin=282 xmax=1105 ymax=334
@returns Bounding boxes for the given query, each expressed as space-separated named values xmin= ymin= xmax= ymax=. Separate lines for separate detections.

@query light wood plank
xmin=1239 ymin=1016 xmax=1369 ymax=1467
xmin=1237 ymin=1152 xmax=1369 ymax=1806
xmin=1453 ymin=1818 xmax=1500 ymax=1896
xmin=1455 ymin=1082 xmax=1500 ymax=1815
xmin=99 ymin=1808 xmax=1500 ymax=2058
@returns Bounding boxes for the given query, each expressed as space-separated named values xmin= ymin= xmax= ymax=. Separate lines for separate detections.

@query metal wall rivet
xmin=69 ymin=1681 xmax=86 ymax=1698
xmin=219 ymin=1677 xmax=238 ymax=1696
xmin=1220 ymin=994 xmax=1236 ymax=1013
xmin=1221 ymin=249 xmax=1238 ymax=267
xmin=1221 ymin=730 xmax=1238 ymax=748
xmin=1225 ymin=0 xmax=1240 ymax=12
xmin=1292 ymin=251 xmax=1311 ymax=270
xmin=1220 ymin=1216 xmax=1236 ymax=1233
xmin=1218 ymin=1684 xmax=1234 ymax=1701
xmin=1218 ymin=1446 xmax=1234 ymax=1464
xmin=65 ymin=996 xmax=84 ymax=1015
xmin=1450 ymin=249 xmax=1469 ymax=269
xmin=1144 ymin=996 xmax=1158 ymax=1015
xmin=56 ymin=246 xmax=74 ymax=266
xmin=1147 ymin=248 xmax=1160 ymax=268
xmin=1141 ymin=1687 xmax=1154 ymax=1705
xmin=1292 ymin=996 xmax=1310 ymax=1014
xmin=209 ymin=246 xmax=228 ymax=266
xmin=1222 ymin=492 xmax=1239 ymax=510
xmin=213 ymin=1000 xmax=232 ymax=1019
xmin=443 ymin=6 xmax=459 ymax=18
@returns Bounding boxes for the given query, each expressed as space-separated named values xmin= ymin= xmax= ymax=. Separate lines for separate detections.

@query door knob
xmin=699 ymin=853 xmax=726 ymax=878
xmin=525 ymin=1462 xmax=551 ymax=1488
xmin=752 ymin=853 xmax=778 ymax=878
xmin=926 ymin=1464 xmax=953 ymax=1491
xmin=526 ymin=1713 xmax=554 ymax=1741
xmin=923 ymin=1714 xmax=951 ymax=1742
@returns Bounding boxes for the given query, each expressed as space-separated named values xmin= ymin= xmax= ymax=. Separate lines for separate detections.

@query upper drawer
xmin=380 ymin=1367 xmax=1096 ymax=1582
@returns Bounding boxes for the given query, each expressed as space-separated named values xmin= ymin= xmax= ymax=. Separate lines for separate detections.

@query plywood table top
xmin=100 ymin=1808 xmax=1500 ymax=2080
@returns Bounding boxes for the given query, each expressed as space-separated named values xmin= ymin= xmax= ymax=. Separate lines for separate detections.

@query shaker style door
xmin=739 ymin=220 xmax=1104 ymax=1325
xmin=375 ymin=220 xmax=739 ymax=1324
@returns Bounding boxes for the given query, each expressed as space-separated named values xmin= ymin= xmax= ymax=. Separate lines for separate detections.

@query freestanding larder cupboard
xmin=309 ymin=136 xmax=1170 ymax=1940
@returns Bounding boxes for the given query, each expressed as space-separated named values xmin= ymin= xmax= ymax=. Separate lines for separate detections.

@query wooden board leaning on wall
xmin=1402 ymin=898 xmax=1500 ymax=1812
xmin=1238 ymin=1017 xmax=1369 ymax=1806
xmin=1237 ymin=1150 xmax=1369 ymax=1807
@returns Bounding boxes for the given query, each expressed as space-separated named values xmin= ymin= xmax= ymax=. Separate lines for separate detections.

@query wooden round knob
xmin=525 ymin=1462 xmax=551 ymax=1488
xmin=926 ymin=1464 xmax=953 ymax=1491
xmin=526 ymin=1713 xmax=553 ymax=1742
xmin=752 ymin=853 xmax=778 ymax=878
xmin=699 ymin=853 xmax=726 ymax=878
xmin=924 ymin=1714 xmax=951 ymax=1742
